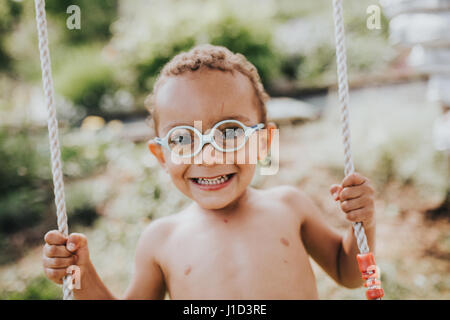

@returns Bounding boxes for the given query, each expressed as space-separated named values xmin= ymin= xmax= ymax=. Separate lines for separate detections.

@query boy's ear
xmin=258 ymin=122 xmax=277 ymax=161
xmin=148 ymin=140 xmax=168 ymax=172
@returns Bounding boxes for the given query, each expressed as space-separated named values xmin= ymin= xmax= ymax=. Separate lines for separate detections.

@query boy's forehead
xmin=155 ymin=69 xmax=260 ymax=133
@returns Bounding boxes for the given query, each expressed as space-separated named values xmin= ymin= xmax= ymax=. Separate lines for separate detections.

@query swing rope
xmin=332 ymin=0 xmax=370 ymax=255
xmin=34 ymin=0 xmax=73 ymax=300
xmin=332 ymin=0 xmax=383 ymax=299
xmin=34 ymin=0 xmax=382 ymax=300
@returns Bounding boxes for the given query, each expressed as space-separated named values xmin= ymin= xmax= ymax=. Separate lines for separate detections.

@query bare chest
xmin=160 ymin=212 xmax=318 ymax=299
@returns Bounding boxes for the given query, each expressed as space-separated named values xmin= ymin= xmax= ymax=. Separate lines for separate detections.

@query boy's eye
xmin=169 ymin=129 xmax=193 ymax=146
xmin=221 ymin=127 xmax=245 ymax=139
xmin=175 ymin=135 xmax=190 ymax=144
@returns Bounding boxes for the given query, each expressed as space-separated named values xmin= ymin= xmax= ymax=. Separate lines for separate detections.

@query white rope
xmin=332 ymin=0 xmax=370 ymax=255
xmin=34 ymin=0 xmax=73 ymax=300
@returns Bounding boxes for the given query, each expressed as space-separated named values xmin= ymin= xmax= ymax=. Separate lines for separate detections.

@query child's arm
xmin=122 ymin=220 xmax=168 ymax=299
xmin=288 ymin=173 xmax=376 ymax=288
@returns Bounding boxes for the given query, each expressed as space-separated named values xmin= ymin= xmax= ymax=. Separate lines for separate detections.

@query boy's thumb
xmin=329 ymin=184 xmax=342 ymax=201
xmin=66 ymin=233 xmax=90 ymax=265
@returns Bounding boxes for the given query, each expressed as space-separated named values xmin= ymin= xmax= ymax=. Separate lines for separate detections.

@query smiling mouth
xmin=190 ymin=173 xmax=235 ymax=186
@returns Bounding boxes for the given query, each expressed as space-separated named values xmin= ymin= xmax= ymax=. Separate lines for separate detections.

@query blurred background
xmin=0 ymin=0 xmax=448 ymax=299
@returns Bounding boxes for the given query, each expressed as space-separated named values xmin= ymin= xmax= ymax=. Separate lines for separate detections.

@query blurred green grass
xmin=0 ymin=276 xmax=61 ymax=300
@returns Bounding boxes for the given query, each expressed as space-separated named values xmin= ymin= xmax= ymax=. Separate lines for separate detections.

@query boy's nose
xmin=197 ymin=143 xmax=220 ymax=166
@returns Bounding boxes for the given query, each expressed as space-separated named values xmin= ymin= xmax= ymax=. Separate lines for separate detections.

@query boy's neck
xmin=194 ymin=187 xmax=254 ymax=217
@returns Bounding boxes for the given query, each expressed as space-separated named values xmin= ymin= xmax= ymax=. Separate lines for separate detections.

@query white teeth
xmin=195 ymin=174 xmax=231 ymax=185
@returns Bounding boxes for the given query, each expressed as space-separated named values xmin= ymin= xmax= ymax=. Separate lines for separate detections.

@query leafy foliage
xmin=136 ymin=37 xmax=197 ymax=93
xmin=54 ymin=46 xmax=118 ymax=116
xmin=0 ymin=0 xmax=22 ymax=71
xmin=44 ymin=0 xmax=118 ymax=44
xmin=209 ymin=16 xmax=282 ymax=87
xmin=0 ymin=276 xmax=61 ymax=300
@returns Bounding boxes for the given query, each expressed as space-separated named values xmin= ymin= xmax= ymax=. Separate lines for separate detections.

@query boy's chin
xmin=193 ymin=196 xmax=237 ymax=210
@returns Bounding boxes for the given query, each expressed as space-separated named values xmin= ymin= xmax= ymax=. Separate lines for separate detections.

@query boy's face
xmin=149 ymin=68 xmax=273 ymax=210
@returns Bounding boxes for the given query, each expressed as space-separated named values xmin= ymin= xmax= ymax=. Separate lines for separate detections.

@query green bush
xmin=0 ymin=40 xmax=11 ymax=72
xmin=0 ymin=126 xmax=110 ymax=241
xmin=273 ymin=0 xmax=330 ymax=21
xmin=297 ymin=44 xmax=335 ymax=87
xmin=136 ymin=37 xmax=196 ymax=93
xmin=45 ymin=0 xmax=118 ymax=44
xmin=0 ymin=276 xmax=62 ymax=300
xmin=61 ymin=142 xmax=109 ymax=178
xmin=280 ymin=54 xmax=305 ymax=81
xmin=133 ymin=16 xmax=281 ymax=94
xmin=0 ymin=188 xmax=45 ymax=235
xmin=209 ymin=16 xmax=282 ymax=87
xmin=65 ymin=182 xmax=104 ymax=228
xmin=0 ymin=128 xmax=50 ymax=231
xmin=0 ymin=0 xmax=22 ymax=72
xmin=0 ymin=129 xmax=51 ymax=240
xmin=55 ymin=46 xmax=118 ymax=116
xmin=0 ymin=129 xmax=39 ymax=194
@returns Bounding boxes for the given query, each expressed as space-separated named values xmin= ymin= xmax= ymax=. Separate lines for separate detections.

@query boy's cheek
xmin=237 ymin=137 xmax=259 ymax=165
xmin=165 ymin=165 xmax=192 ymax=196
xmin=165 ymin=159 xmax=187 ymax=176
xmin=160 ymin=152 xmax=186 ymax=178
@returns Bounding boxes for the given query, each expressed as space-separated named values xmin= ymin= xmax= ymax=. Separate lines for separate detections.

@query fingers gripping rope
xmin=332 ymin=0 xmax=383 ymax=299
xmin=34 ymin=0 xmax=73 ymax=300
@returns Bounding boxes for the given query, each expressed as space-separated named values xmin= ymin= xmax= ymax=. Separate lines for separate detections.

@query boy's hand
xmin=43 ymin=230 xmax=90 ymax=285
xmin=329 ymin=172 xmax=375 ymax=228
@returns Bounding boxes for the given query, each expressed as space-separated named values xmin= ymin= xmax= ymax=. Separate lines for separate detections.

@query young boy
xmin=42 ymin=45 xmax=376 ymax=299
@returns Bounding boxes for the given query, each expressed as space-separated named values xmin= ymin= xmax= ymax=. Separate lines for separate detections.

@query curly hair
xmin=145 ymin=44 xmax=269 ymax=133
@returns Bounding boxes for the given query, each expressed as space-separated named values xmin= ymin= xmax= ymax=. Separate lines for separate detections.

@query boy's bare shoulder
xmin=258 ymin=185 xmax=317 ymax=216
xmin=138 ymin=209 xmax=190 ymax=252
xmin=259 ymin=184 xmax=310 ymax=204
